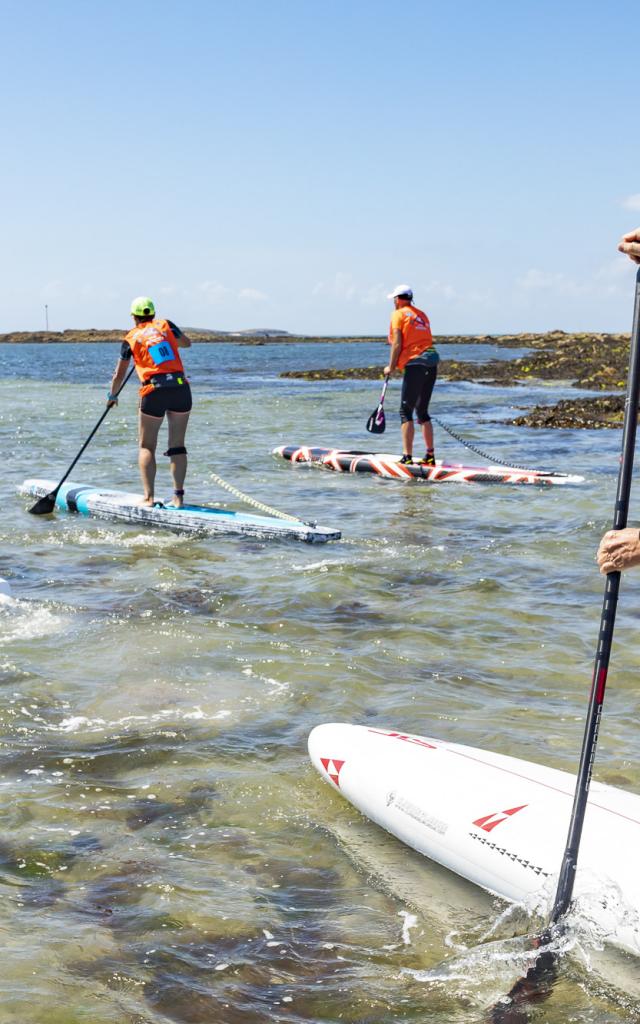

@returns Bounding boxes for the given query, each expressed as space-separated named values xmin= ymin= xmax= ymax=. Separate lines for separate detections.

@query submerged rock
xmin=509 ymin=395 xmax=626 ymax=429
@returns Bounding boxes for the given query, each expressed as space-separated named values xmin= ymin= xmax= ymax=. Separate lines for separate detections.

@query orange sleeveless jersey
xmin=388 ymin=305 xmax=433 ymax=370
xmin=124 ymin=319 xmax=186 ymax=396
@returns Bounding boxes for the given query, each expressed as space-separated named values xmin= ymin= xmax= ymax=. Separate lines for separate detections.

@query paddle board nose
xmin=308 ymin=723 xmax=351 ymax=787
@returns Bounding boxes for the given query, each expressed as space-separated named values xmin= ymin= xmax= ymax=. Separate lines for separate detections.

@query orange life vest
xmin=125 ymin=319 xmax=186 ymax=396
xmin=388 ymin=304 xmax=433 ymax=370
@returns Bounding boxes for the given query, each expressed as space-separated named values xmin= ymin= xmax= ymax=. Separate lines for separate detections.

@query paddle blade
xmin=366 ymin=405 xmax=386 ymax=434
xmin=28 ymin=491 xmax=57 ymax=515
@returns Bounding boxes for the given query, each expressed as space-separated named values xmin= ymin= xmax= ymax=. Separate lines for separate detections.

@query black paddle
xmin=491 ymin=265 xmax=640 ymax=1023
xmin=28 ymin=366 xmax=136 ymax=515
xmin=366 ymin=374 xmax=390 ymax=434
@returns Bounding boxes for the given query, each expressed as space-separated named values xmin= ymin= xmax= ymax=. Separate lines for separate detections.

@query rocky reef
xmin=280 ymin=331 xmax=632 ymax=428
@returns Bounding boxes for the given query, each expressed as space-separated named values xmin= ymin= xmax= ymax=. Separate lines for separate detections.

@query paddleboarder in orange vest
xmin=107 ymin=296 xmax=192 ymax=508
xmin=383 ymin=285 xmax=439 ymax=465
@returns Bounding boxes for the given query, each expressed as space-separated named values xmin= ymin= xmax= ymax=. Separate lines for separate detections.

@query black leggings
xmin=399 ymin=365 xmax=438 ymax=423
xmin=140 ymin=383 xmax=192 ymax=418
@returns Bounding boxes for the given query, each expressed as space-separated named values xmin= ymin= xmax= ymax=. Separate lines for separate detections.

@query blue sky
xmin=2 ymin=0 xmax=640 ymax=334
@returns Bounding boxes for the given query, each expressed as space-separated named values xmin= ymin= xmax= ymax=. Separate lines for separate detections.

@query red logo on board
xmin=320 ymin=757 xmax=345 ymax=788
xmin=473 ymin=805 xmax=527 ymax=833
xmin=367 ymin=728 xmax=437 ymax=750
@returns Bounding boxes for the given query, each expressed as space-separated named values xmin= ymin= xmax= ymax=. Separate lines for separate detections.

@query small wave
xmin=0 ymin=596 xmax=67 ymax=646
xmin=50 ymin=705 xmax=233 ymax=735
xmin=73 ymin=528 xmax=181 ymax=549
xmin=291 ymin=559 xmax=341 ymax=573
xmin=403 ymin=929 xmax=571 ymax=989
xmin=240 ymin=663 xmax=290 ymax=696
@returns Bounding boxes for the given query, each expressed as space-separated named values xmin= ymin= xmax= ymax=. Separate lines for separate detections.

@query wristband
xmin=107 ymin=391 xmax=118 ymax=404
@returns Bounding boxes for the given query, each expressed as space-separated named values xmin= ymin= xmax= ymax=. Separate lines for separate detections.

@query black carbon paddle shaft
xmin=551 ymin=266 xmax=640 ymax=922
xmin=29 ymin=366 xmax=136 ymax=514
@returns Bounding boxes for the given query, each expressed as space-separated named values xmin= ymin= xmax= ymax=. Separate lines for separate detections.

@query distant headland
xmin=0 ymin=328 xmax=382 ymax=344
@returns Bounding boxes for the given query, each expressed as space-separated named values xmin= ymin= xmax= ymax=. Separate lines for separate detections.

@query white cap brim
xmin=387 ymin=284 xmax=413 ymax=299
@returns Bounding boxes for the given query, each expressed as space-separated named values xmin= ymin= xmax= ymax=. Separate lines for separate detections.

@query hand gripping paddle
xmin=366 ymin=375 xmax=389 ymax=434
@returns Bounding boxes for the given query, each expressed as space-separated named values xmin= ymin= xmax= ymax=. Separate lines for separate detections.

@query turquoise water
xmin=1 ymin=341 xmax=639 ymax=1023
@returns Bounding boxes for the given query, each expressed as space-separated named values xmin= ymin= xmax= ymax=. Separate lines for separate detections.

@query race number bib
xmin=148 ymin=340 xmax=174 ymax=366
xmin=141 ymin=326 xmax=173 ymax=366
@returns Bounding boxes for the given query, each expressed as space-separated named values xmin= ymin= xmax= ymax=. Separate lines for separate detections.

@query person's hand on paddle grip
xmin=383 ymin=364 xmax=395 ymax=376
xmin=619 ymin=228 xmax=640 ymax=265
xmin=597 ymin=528 xmax=640 ymax=573
xmin=106 ymin=392 xmax=118 ymax=409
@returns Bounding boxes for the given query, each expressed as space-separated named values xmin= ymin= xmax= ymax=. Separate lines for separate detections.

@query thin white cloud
xmin=238 ymin=288 xmax=268 ymax=302
xmin=198 ymin=281 xmax=231 ymax=303
xmin=516 ymin=261 xmax=634 ymax=303
xmin=594 ymin=257 xmax=633 ymax=281
xmin=314 ymin=277 xmax=459 ymax=308
xmin=425 ymin=279 xmax=457 ymax=301
xmin=311 ymin=273 xmax=358 ymax=302
xmin=360 ymin=284 xmax=389 ymax=306
xmin=333 ymin=273 xmax=357 ymax=301
xmin=622 ymin=194 xmax=640 ymax=211
xmin=515 ymin=269 xmax=587 ymax=296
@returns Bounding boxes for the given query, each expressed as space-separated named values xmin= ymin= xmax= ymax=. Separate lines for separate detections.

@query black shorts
xmin=399 ymin=364 xmax=438 ymax=423
xmin=140 ymin=383 xmax=193 ymax=418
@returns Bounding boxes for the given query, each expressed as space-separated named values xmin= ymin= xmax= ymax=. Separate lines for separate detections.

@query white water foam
xmin=241 ymin=663 xmax=290 ymax=696
xmin=290 ymin=559 xmax=342 ymax=573
xmin=0 ymin=596 xmax=66 ymax=646
xmin=51 ymin=705 xmax=233 ymax=735
xmin=398 ymin=910 xmax=418 ymax=946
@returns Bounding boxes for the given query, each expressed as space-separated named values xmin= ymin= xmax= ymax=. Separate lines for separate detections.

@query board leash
xmin=209 ymin=470 xmax=316 ymax=526
xmin=432 ymin=415 xmax=565 ymax=477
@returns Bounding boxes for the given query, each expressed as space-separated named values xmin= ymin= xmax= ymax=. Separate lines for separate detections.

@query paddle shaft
xmin=490 ymin=269 xmax=640 ymax=1024
xmin=36 ymin=366 xmax=135 ymax=506
xmin=551 ymin=266 xmax=640 ymax=922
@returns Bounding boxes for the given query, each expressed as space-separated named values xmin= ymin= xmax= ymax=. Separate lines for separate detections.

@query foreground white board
xmin=308 ymin=722 xmax=640 ymax=956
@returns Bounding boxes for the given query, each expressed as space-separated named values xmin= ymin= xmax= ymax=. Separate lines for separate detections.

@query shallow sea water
xmin=1 ymin=341 xmax=640 ymax=1023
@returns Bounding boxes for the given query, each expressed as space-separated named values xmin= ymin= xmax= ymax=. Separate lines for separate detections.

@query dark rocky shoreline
xmin=280 ymin=331 xmax=631 ymax=429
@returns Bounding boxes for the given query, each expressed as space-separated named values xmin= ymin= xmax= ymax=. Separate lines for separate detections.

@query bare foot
xmin=139 ymin=497 xmax=155 ymax=507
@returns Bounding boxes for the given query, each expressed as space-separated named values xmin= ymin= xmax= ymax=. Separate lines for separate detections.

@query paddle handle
xmin=551 ymin=266 xmax=640 ymax=923
xmin=379 ymin=374 xmax=390 ymax=405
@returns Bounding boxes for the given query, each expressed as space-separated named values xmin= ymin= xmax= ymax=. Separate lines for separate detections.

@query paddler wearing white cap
xmin=383 ymin=285 xmax=440 ymax=465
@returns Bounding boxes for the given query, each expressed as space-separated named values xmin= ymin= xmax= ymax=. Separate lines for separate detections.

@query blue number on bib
xmin=148 ymin=341 xmax=173 ymax=366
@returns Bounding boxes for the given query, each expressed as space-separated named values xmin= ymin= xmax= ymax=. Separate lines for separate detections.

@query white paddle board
xmin=308 ymin=723 xmax=640 ymax=956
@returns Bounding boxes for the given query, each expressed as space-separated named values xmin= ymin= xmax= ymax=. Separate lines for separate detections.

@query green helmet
xmin=130 ymin=296 xmax=155 ymax=317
